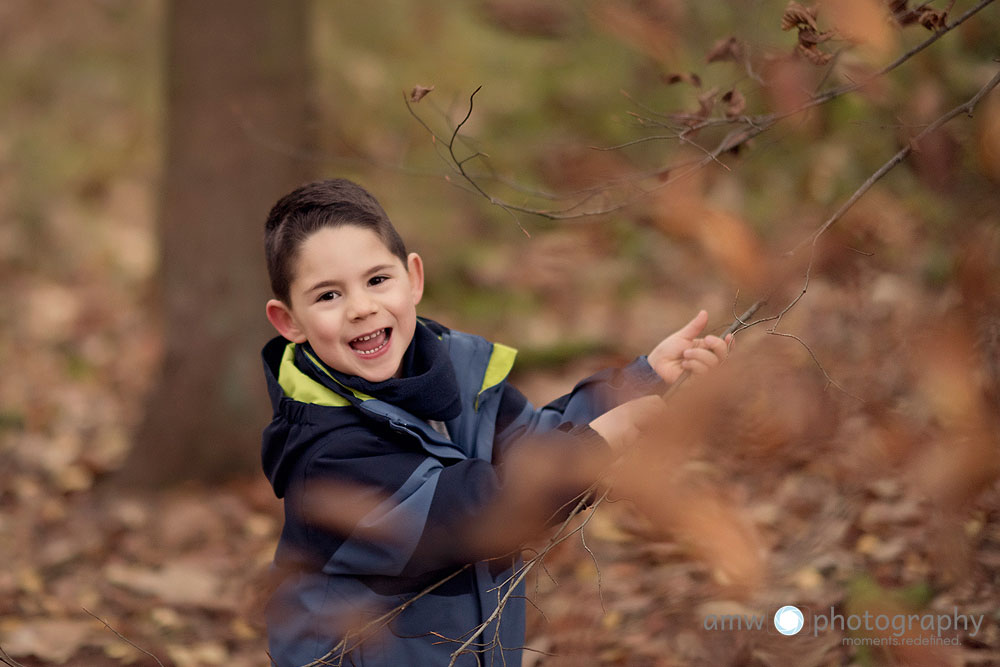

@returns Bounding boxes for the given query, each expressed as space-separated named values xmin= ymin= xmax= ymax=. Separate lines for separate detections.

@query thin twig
xmin=579 ymin=528 xmax=607 ymax=614
xmin=765 ymin=330 xmax=864 ymax=401
xmin=446 ymin=485 xmax=612 ymax=666
xmin=83 ymin=608 xmax=165 ymax=667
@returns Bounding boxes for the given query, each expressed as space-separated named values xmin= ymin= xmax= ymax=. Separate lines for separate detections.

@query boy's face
xmin=266 ymin=225 xmax=424 ymax=383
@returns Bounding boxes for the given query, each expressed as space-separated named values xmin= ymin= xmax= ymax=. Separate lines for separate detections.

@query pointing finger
xmin=675 ymin=310 xmax=708 ymax=341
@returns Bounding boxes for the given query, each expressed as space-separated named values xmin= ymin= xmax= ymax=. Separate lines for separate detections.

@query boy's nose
xmin=346 ymin=293 xmax=378 ymax=320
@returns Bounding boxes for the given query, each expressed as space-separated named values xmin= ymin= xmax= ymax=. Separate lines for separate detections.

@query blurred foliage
xmin=2 ymin=1 xmax=1000 ymax=665
xmin=301 ymin=0 xmax=1000 ymax=356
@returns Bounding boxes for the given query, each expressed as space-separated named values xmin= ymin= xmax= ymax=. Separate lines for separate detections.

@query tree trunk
xmin=119 ymin=0 xmax=313 ymax=487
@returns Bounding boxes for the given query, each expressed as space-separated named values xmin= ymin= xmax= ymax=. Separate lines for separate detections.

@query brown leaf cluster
xmin=781 ymin=1 xmax=820 ymax=31
xmin=781 ymin=1 xmax=834 ymax=65
xmin=668 ymin=86 xmax=736 ymax=128
xmin=890 ymin=0 xmax=950 ymax=31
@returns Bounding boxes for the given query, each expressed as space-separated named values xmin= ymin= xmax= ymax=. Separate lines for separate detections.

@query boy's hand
xmin=647 ymin=310 xmax=732 ymax=385
xmin=589 ymin=395 xmax=664 ymax=454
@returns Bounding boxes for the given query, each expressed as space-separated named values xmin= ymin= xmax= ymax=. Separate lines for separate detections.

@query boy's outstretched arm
xmin=590 ymin=310 xmax=731 ymax=453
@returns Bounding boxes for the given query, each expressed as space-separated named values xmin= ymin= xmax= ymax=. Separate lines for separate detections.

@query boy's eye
xmin=316 ymin=291 xmax=339 ymax=302
xmin=369 ymin=275 xmax=389 ymax=286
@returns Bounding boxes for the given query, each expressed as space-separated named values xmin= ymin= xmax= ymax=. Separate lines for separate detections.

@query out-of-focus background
xmin=1 ymin=1 xmax=999 ymax=665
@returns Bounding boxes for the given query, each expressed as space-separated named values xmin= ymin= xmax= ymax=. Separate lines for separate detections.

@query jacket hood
xmin=260 ymin=335 xmax=354 ymax=498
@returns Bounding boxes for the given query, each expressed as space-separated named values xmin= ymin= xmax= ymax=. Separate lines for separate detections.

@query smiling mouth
xmin=349 ymin=328 xmax=391 ymax=356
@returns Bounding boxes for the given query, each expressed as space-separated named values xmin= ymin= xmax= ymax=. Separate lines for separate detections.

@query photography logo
xmin=773 ymin=605 xmax=805 ymax=636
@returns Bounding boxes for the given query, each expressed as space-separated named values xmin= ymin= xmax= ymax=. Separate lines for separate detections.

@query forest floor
xmin=3 ymin=279 xmax=1000 ymax=667
xmin=2 ymin=435 xmax=1000 ymax=667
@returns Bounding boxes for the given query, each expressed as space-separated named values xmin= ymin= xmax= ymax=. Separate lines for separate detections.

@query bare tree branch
xmin=407 ymin=0 xmax=994 ymax=222
xmin=792 ymin=65 xmax=1000 ymax=255
xmin=731 ymin=65 xmax=1000 ymax=393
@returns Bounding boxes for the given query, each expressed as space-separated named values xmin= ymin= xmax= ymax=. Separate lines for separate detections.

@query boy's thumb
xmin=678 ymin=310 xmax=708 ymax=339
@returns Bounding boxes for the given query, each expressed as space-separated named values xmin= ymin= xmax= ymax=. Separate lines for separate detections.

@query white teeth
xmin=352 ymin=329 xmax=384 ymax=343
xmin=356 ymin=340 xmax=387 ymax=355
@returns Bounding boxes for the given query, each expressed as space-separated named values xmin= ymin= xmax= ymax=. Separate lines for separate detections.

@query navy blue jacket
xmin=261 ymin=318 xmax=662 ymax=666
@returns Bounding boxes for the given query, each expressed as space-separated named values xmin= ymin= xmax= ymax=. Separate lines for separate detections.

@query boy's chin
xmin=354 ymin=357 xmax=404 ymax=383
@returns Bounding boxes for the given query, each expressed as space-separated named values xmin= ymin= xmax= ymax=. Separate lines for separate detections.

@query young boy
xmin=260 ymin=178 xmax=730 ymax=666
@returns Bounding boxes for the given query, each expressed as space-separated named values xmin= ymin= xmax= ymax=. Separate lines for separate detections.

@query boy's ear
xmin=266 ymin=299 xmax=307 ymax=343
xmin=406 ymin=252 xmax=424 ymax=306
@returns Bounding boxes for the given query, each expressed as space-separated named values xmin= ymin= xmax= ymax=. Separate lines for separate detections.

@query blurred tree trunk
xmin=118 ymin=0 xmax=313 ymax=487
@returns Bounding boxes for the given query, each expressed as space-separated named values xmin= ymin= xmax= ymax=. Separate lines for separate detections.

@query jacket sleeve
xmin=492 ymin=355 xmax=665 ymax=459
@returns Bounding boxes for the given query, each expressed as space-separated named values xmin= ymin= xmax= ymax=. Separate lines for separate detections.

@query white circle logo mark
xmin=774 ymin=605 xmax=804 ymax=636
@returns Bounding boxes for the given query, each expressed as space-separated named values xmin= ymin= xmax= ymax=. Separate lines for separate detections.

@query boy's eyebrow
xmin=304 ymin=264 xmax=397 ymax=294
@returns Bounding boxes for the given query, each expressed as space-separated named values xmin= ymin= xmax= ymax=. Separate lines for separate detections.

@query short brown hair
xmin=264 ymin=179 xmax=408 ymax=303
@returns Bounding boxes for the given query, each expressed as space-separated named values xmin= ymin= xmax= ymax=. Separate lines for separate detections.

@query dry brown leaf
xmin=797 ymin=42 xmax=834 ymax=65
xmin=781 ymin=1 xmax=819 ymax=31
xmin=409 ymin=84 xmax=434 ymax=103
xmin=721 ymin=88 xmax=747 ymax=119
xmin=695 ymin=86 xmax=719 ymax=119
xmin=797 ymin=27 xmax=834 ymax=46
xmin=916 ymin=6 xmax=948 ymax=31
xmin=888 ymin=0 xmax=909 ymax=18
xmin=706 ymin=36 xmax=744 ymax=63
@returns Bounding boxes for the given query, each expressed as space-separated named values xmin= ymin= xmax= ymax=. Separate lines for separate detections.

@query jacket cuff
xmin=620 ymin=355 xmax=667 ymax=398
